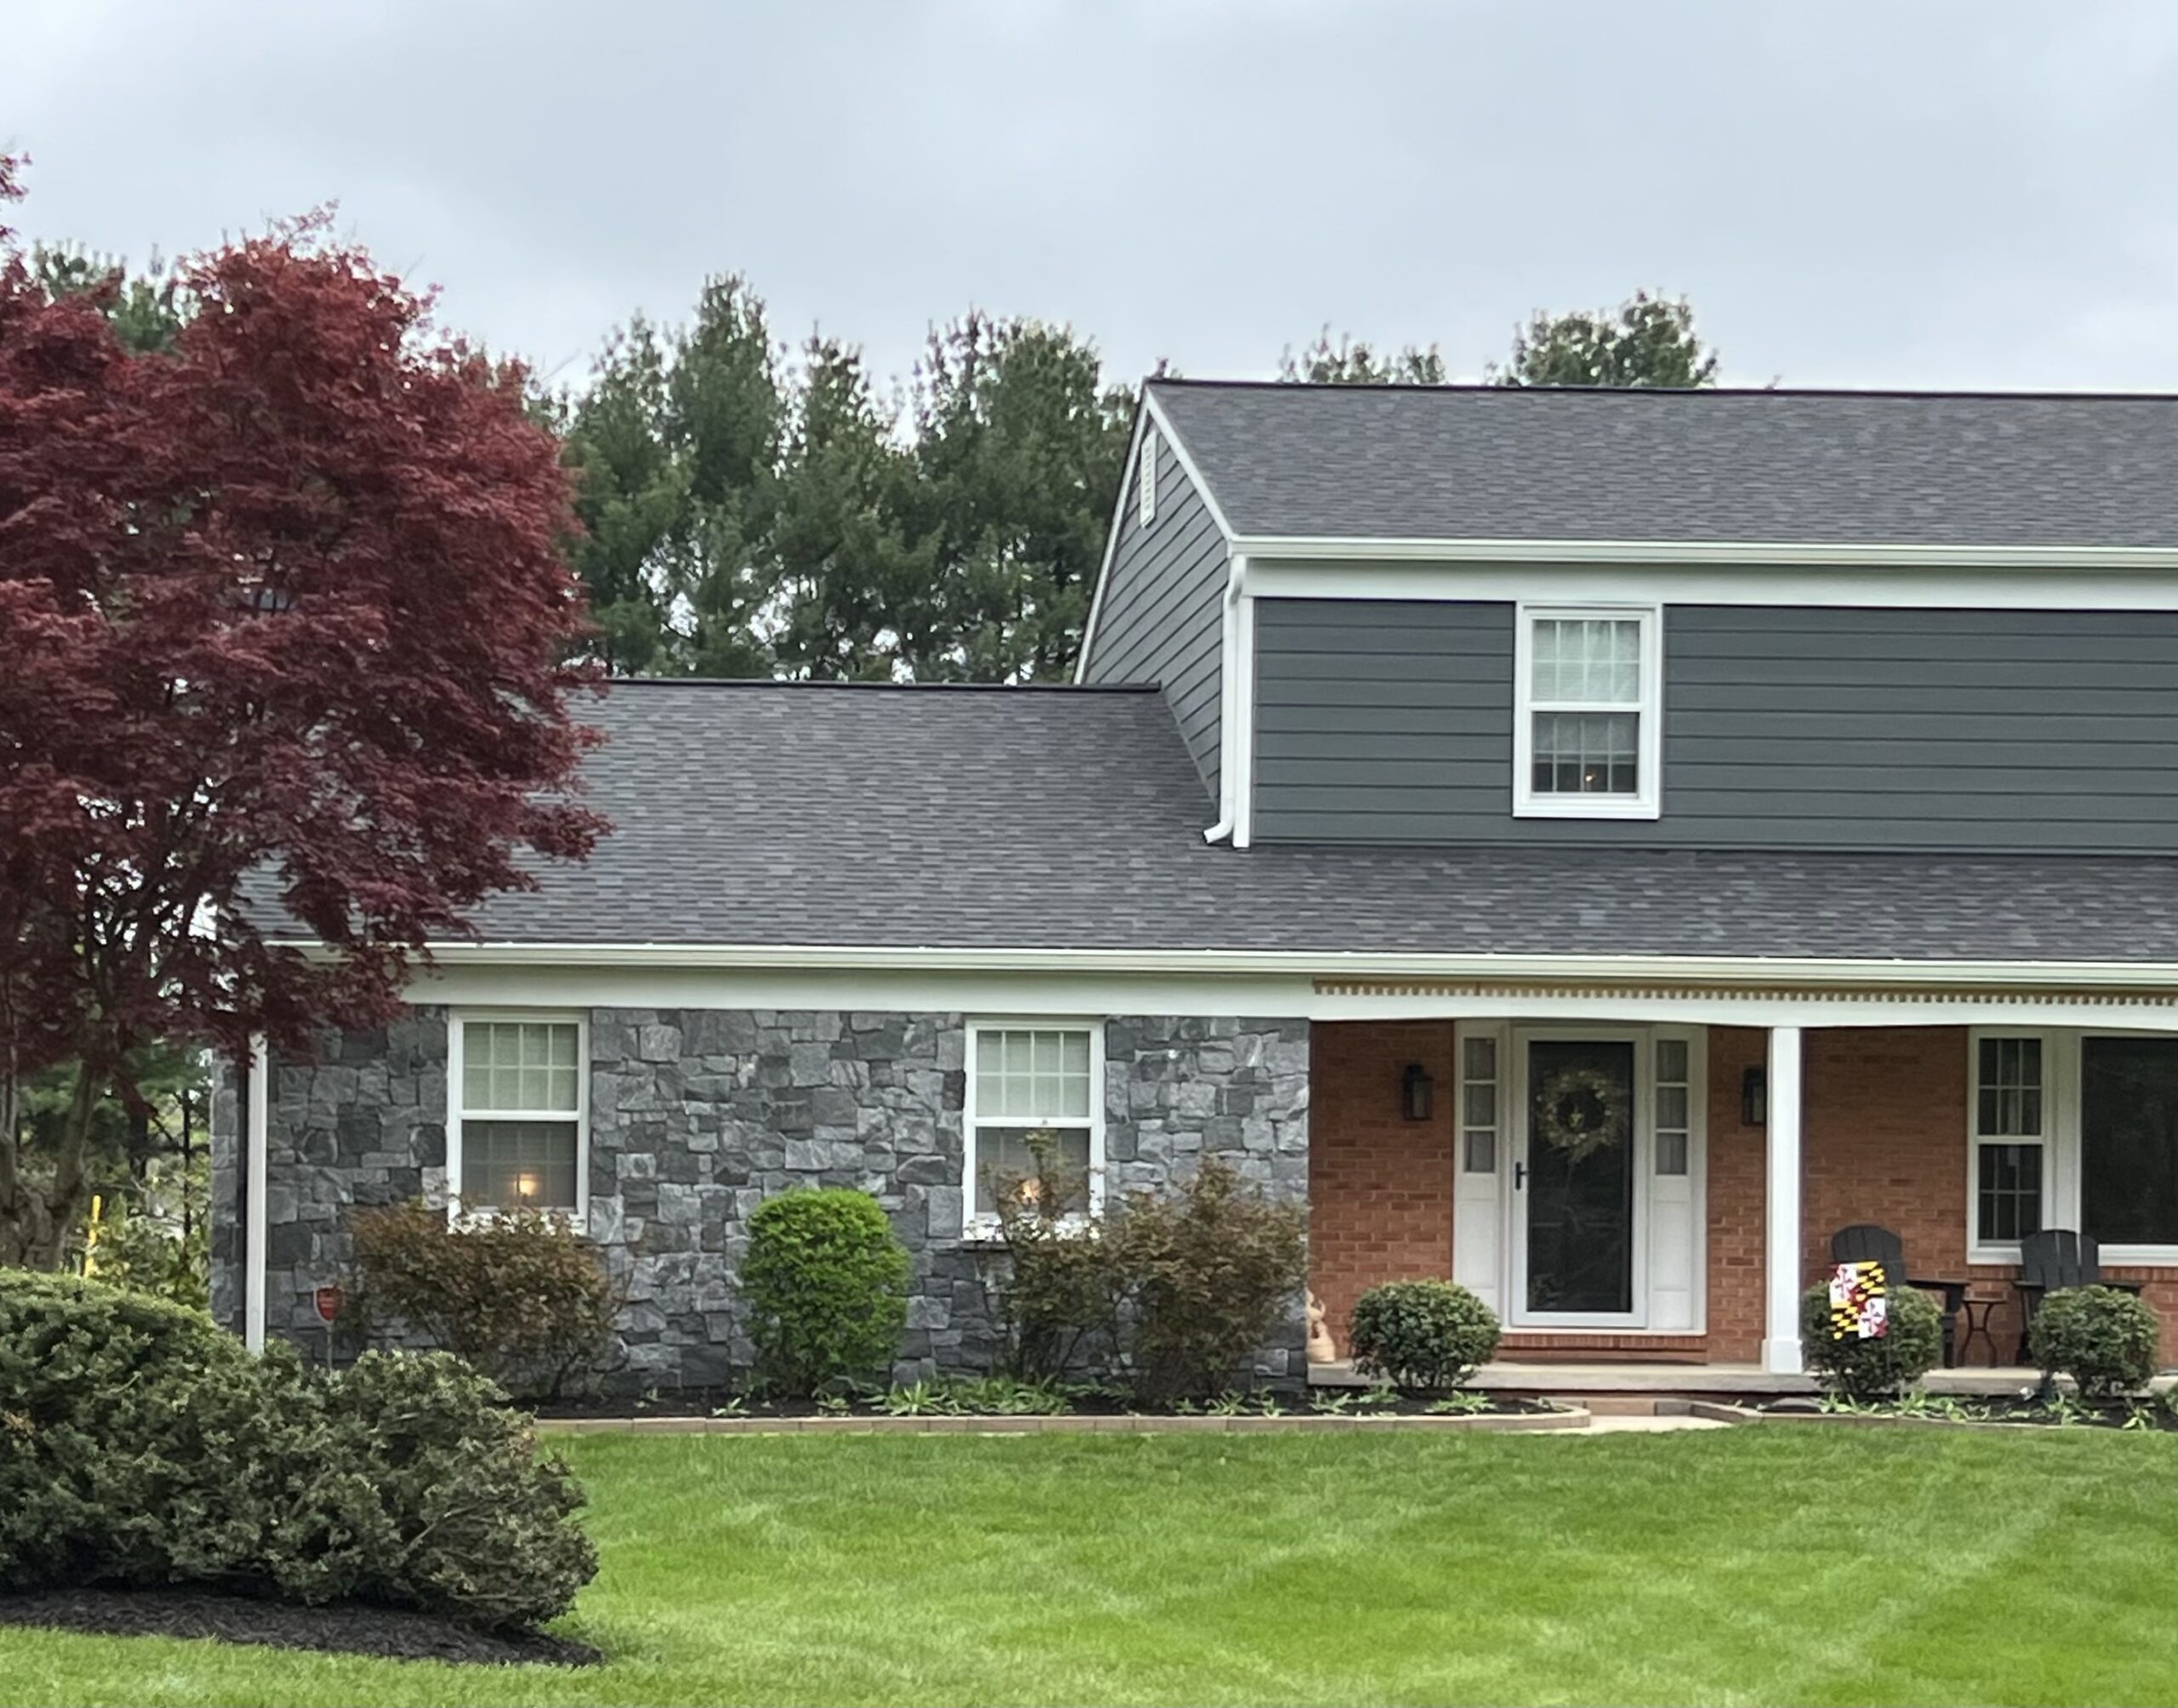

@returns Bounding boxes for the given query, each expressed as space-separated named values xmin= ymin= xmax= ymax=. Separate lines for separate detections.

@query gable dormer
xmin=1084 ymin=381 xmax=2178 ymax=856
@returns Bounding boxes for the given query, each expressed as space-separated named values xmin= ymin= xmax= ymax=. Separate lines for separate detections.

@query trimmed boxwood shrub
xmin=739 ymin=1189 xmax=909 ymax=1397
xmin=1801 ymin=1280 xmax=1944 ymax=1398
xmin=1348 ymin=1279 xmax=1501 ymax=1392
xmin=0 ymin=1270 xmax=596 ymax=1631
xmin=2029 ymin=1284 xmax=2159 ymax=1398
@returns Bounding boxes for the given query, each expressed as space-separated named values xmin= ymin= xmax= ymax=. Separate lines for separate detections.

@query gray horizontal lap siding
xmin=1252 ymin=601 xmax=2178 ymax=852
xmin=1080 ymin=430 xmax=1228 ymax=795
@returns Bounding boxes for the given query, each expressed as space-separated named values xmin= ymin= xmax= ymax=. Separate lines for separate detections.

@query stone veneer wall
xmin=211 ymin=1008 xmax=1312 ymax=1386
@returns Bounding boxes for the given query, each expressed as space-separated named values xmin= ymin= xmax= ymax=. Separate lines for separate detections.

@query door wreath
xmin=1534 ymin=1063 xmax=1631 ymax=1162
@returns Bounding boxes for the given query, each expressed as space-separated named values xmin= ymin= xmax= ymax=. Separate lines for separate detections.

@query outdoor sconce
xmin=1401 ymin=1062 xmax=1435 ymax=1123
xmin=1742 ymin=1065 xmax=1768 ymax=1128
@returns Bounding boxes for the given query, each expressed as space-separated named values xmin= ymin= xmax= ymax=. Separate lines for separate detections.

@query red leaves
xmin=0 ymin=204 xmax=604 ymax=1083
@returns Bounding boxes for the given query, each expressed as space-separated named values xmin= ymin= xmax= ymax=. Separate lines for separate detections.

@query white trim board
xmin=1074 ymin=406 xmax=1153 ymax=684
xmin=1076 ymin=388 xmax=1240 ymax=686
xmin=393 ymin=941 xmax=2178 ymax=993
xmin=1232 ymin=536 xmax=2178 ymax=572
xmin=408 ymin=961 xmax=2178 ymax=1037
xmin=1241 ymin=557 xmax=2178 ymax=612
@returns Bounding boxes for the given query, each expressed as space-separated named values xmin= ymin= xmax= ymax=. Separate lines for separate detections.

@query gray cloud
xmin=7 ymin=0 xmax=2176 ymax=393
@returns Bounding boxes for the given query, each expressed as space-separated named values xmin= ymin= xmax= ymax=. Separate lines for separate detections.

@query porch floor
xmin=1304 ymin=1359 xmax=2164 ymax=1398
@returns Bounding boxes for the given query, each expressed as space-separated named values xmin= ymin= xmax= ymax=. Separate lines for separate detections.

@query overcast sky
xmin=7 ymin=0 xmax=2176 ymax=396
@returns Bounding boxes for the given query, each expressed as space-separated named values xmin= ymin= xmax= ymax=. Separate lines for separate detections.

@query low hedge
xmin=1348 ymin=1280 xmax=1501 ymax=1392
xmin=2029 ymin=1284 xmax=2159 ymax=1398
xmin=0 ymin=1270 xmax=594 ymax=1631
xmin=1801 ymin=1279 xmax=1945 ymax=1398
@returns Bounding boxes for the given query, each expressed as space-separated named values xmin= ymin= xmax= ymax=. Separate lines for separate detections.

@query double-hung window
xmin=1514 ymin=605 xmax=1662 ymax=818
xmin=965 ymin=1022 xmax=1104 ymax=1229
xmin=1971 ymin=1035 xmax=2045 ymax=1246
xmin=450 ymin=1015 xmax=587 ymax=1217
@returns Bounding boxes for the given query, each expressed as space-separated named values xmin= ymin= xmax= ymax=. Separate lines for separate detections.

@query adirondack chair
xmin=1829 ymin=1223 xmax=1969 ymax=1368
xmin=2012 ymin=1228 xmax=2145 ymax=1363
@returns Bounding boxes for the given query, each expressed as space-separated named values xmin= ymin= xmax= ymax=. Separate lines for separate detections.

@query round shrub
xmin=351 ymin=1198 xmax=619 ymax=1399
xmin=739 ymin=1188 xmax=909 ymax=1397
xmin=1800 ymin=1279 xmax=1944 ymax=1398
xmin=1348 ymin=1279 xmax=1502 ymax=1392
xmin=0 ymin=1271 xmax=596 ymax=1631
xmin=2029 ymin=1284 xmax=2159 ymax=1398
xmin=0 ymin=1269 xmax=245 ymax=1589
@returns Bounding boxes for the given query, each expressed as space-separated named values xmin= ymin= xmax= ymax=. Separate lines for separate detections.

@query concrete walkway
xmin=1565 ymin=1412 xmax=1734 ymax=1433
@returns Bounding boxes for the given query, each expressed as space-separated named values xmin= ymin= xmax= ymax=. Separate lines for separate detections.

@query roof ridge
xmin=1146 ymin=378 xmax=2178 ymax=403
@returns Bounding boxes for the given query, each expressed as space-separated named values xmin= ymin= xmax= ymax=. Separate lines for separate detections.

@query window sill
xmin=1513 ymin=796 xmax=1661 ymax=821
xmin=956 ymin=1216 xmax=1100 ymax=1250
xmin=2094 ymin=1246 xmax=2178 ymax=1270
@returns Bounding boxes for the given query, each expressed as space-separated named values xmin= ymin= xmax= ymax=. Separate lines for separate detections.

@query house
xmin=212 ymin=379 xmax=2178 ymax=1388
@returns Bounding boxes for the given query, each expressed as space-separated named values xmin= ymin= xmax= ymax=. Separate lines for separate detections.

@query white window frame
xmin=1137 ymin=428 xmax=1158 ymax=527
xmin=1512 ymin=601 xmax=1662 ymax=820
xmin=446 ymin=1009 xmax=590 ymax=1225
xmin=1972 ymin=1028 xmax=2178 ymax=1267
xmin=1964 ymin=1028 xmax=2064 ymax=1264
xmin=962 ymin=1017 xmax=1107 ymax=1237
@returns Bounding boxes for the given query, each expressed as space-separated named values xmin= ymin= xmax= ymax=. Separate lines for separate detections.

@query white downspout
xmin=244 ymin=1036 xmax=269 ymax=1353
xmin=1202 ymin=554 xmax=1247 ymax=845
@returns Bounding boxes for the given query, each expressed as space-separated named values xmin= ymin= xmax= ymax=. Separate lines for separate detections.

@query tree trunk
xmin=1 ymin=1060 xmax=102 ymax=1272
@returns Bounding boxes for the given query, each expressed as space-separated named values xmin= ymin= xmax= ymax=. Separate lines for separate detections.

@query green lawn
xmin=3 ymin=1427 xmax=2175 ymax=1706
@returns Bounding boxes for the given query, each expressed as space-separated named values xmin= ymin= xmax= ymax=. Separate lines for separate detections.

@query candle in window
xmin=515 ymin=1171 xmax=539 ymax=1203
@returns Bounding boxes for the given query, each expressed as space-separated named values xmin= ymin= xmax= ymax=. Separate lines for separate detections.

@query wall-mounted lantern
xmin=1741 ymin=1065 xmax=1768 ymax=1128
xmin=1401 ymin=1062 xmax=1435 ymax=1123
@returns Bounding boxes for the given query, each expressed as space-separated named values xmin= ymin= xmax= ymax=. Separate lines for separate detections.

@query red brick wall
xmin=1314 ymin=1019 xmax=2178 ymax=1366
xmin=1308 ymin=1021 xmax=1455 ymax=1347
xmin=1706 ymin=1028 xmax=1770 ymax=1360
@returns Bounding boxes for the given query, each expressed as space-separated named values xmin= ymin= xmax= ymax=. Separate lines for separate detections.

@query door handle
xmin=1514 ymin=1162 xmax=1527 ymax=1190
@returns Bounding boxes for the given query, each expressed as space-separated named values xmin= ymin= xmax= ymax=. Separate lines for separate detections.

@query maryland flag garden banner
xmin=1827 ymin=1261 xmax=1889 ymax=1340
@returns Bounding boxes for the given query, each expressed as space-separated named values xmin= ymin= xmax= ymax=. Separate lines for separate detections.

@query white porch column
xmin=243 ymin=1037 xmax=270 ymax=1354
xmin=1761 ymin=1025 xmax=1805 ymax=1375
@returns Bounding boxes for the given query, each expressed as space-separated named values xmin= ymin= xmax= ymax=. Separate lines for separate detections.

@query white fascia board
xmin=382 ymin=941 xmax=2178 ymax=993
xmin=1230 ymin=535 xmax=2178 ymax=570
xmin=1139 ymin=388 xmax=1241 ymax=543
xmin=1074 ymin=401 xmax=1152 ymax=683
xmin=1242 ymin=556 xmax=2178 ymax=612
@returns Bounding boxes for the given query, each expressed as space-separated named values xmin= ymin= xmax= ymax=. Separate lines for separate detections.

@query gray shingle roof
xmin=1148 ymin=380 xmax=2178 ymax=547
xmin=448 ymin=680 xmax=2178 ymax=965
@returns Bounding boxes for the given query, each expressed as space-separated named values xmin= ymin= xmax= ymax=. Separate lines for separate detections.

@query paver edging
xmin=1689 ymin=1399 xmax=2133 ymax=1433
xmin=539 ymin=1406 xmax=1594 ymax=1438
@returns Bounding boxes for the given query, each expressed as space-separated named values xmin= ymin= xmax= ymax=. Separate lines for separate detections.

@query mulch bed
xmin=0 ymin=1587 xmax=600 ymax=1668
xmin=533 ymin=1386 xmax=1562 ymax=1421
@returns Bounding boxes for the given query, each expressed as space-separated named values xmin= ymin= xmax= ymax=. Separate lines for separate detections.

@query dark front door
xmin=1522 ymin=1039 xmax=1638 ymax=1318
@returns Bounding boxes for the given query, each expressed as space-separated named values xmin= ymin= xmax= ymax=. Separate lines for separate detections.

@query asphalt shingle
xmin=442 ymin=680 xmax=2178 ymax=965
xmin=1149 ymin=380 xmax=2178 ymax=547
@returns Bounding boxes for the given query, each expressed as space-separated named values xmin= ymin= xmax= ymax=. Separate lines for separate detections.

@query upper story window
xmin=450 ymin=1014 xmax=587 ymax=1217
xmin=1513 ymin=605 xmax=1662 ymax=820
xmin=1137 ymin=429 xmax=1158 ymax=527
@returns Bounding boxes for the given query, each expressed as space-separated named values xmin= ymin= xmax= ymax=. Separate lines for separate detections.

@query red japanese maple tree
xmin=0 ymin=162 xmax=605 ymax=1266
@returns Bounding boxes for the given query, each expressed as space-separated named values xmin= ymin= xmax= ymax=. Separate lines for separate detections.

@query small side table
xmin=1957 ymin=1295 xmax=2004 ymax=1367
